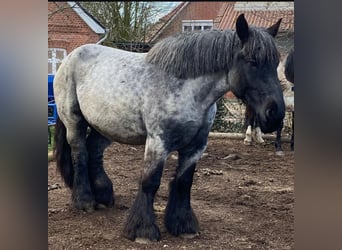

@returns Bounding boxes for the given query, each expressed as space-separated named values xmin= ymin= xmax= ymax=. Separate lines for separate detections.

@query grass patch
xmin=48 ymin=125 xmax=55 ymax=155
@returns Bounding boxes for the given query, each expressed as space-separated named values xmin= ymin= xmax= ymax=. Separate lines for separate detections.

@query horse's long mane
xmin=146 ymin=29 xmax=235 ymax=79
xmin=146 ymin=26 xmax=279 ymax=79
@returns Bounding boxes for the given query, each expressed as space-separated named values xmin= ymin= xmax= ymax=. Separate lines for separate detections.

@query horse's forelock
xmin=243 ymin=27 xmax=280 ymax=67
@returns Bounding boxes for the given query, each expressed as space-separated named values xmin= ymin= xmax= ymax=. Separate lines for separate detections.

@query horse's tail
xmin=54 ymin=117 xmax=74 ymax=188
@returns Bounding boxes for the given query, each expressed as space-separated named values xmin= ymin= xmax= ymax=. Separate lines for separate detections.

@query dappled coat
xmin=277 ymin=60 xmax=294 ymax=112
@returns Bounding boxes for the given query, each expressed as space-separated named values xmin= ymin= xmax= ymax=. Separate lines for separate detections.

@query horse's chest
xmin=158 ymin=118 xmax=202 ymax=150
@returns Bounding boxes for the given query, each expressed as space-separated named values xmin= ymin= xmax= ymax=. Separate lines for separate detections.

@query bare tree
xmin=81 ymin=2 xmax=159 ymax=46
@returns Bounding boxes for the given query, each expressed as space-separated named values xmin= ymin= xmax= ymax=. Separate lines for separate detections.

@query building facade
xmin=48 ymin=2 xmax=106 ymax=74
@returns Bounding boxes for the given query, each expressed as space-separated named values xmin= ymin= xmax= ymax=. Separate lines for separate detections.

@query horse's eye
xmin=247 ymin=59 xmax=257 ymax=67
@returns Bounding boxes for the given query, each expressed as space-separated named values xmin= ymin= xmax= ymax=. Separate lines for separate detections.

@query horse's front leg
xmin=165 ymin=130 xmax=209 ymax=238
xmin=123 ymin=136 xmax=167 ymax=242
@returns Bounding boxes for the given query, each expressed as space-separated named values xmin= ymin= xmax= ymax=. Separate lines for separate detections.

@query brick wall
xmin=156 ymin=2 xmax=224 ymax=42
xmin=48 ymin=2 xmax=101 ymax=54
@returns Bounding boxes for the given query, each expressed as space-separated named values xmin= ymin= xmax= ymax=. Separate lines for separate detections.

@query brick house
xmin=48 ymin=1 xmax=106 ymax=74
xmin=148 ymin=2 xmax=224 ymax=43
xmin=149 ymin=2 xmax=293 ymax=53
xmin=214 ymin=2 xmax=294 ymax=57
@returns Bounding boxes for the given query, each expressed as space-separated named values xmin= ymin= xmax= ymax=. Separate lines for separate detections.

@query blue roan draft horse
xmin=53 ymin=14 xmax=284 ymax=242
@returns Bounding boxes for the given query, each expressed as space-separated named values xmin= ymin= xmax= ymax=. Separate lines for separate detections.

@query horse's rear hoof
xmin=244 ymin=140 xmax=252 ymax=145
xmin=275 ymin=151 xmax=284 ymax=156
xmin=95 ymin=193 xmax=114 ymax=209
xmin=180 ymin=232 xmax=200 ymax=239
xmin=255 ymin=139 xmax=265 ymax=144
xmin=73 ymin=199 xmax=96 ymax=213
xmin=134 ymin=237 xmax=157 ymax=244
xmin=95 ymin=195 xmax=114 ymax=209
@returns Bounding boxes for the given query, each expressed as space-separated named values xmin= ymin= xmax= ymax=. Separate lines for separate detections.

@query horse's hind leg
xmin=275 ymin=120 xmax=284 ymax=155
xmin=66 ymin=119 xmax=95 ymax=212
xmin=244 ymin=105 xmax=254 ymax=145
xmin=164 ymin=130 xmax=210 ymax=237
xmin=123 ymin=135 xmax=167 ymax=242
xmin=86 ymin=129 xmax=114 ymax=208
xmin=291 ymin=111 xmax=294 ymax=151
xmin=244 ymin=125 xmax=253 ymax=145
xmin=253 ymin=126 xmax=265 ymax=143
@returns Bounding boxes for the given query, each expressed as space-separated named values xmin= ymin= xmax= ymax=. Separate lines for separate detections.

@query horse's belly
xmin=106 ymin=130 xmax=146 ymax=145
xmin=91 ymin=119 xmax=147 ymax=145
xmin=82 ymin=105 xmax=147 ymax=144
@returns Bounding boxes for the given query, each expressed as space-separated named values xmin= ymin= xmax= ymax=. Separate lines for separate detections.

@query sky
xmin=149 ymin=1 xmax=182 ymax=22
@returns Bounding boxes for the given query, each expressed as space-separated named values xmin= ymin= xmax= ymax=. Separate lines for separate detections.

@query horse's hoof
xmin=123 ymin=223 xmax=161 ymax=242
xmin=244 ymin=140 xmax=252 ymax=145
xmin=73 ymin=198 xmax=96 ymax=212
xmin=95 ymin=202 xmax=114 ymax=210
xmin=165 ymin=208 xmax=199 ymax=237
xmin=134 ymin=237 xmax=157 ymax=244
xmin=95 ymin=195 xmax=114 ymax=209
xmin=180 ymin=232 xmax=200 ymax=239
xmin=275 ymin=151 xmax=284 ymax=156
xmin=74 ymin=202 xmax=95 ymax=213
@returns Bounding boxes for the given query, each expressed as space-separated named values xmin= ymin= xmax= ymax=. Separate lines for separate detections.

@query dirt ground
xmin=48 ymin=136 xmax=294 ymax=250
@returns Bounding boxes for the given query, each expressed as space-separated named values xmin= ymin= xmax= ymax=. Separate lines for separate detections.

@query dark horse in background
xmin=244 ymin=47 xmax=294 ymax=154
xmin=53 ymin=14 xmax=284 ymax=242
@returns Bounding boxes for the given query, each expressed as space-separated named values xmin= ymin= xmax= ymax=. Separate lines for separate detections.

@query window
xmin=48 ymin=48 xmax=67 ymax=74
xmin=183 ymin=25 xmax=192 ymax=32
xmin=182 ymin=20 xmax=213 ymax=32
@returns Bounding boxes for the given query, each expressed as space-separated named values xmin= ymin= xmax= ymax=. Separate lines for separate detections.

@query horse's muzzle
xmin=259 ymin=99 xmax=285 ymax=133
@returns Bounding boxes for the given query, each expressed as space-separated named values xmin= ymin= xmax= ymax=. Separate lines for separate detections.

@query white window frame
xmin=48 ymin=48 xmax=67 ymax=74
xmin=182 ymin=20 xmax=214 ymax=32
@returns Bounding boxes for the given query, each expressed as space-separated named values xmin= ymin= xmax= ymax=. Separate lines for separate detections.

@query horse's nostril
xmin=266 ymin=109 xmax=271 ymax=118
xmin=266 ymin=107 xmax=275 ymax=120
xmin=265 ymin=100 xmax=280 ymax=121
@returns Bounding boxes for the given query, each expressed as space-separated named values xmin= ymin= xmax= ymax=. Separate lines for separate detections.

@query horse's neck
xmin=185 ymin=72 xmax=228 ymax=108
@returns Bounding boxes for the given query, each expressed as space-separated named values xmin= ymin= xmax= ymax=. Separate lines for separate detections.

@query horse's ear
xmin=267 ymin=18 xmax=282 ymax=37
xmin=236 ymin=13 xmax=249 ymax=44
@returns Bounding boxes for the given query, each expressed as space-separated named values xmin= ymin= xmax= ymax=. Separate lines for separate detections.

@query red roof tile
xmin=160 ymin=2 xmax=187 ymax=22
xmin=145 ymin=2 xmax=188 ymax=43
xmin=214 ymin=2 xmax=294 ymax=32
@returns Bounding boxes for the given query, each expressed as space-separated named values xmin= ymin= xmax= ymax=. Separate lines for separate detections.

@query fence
xmin=212 ymin=97 xmax=293 ymax=137
xmin=48 ymin=74 xmax=58 ymax=145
